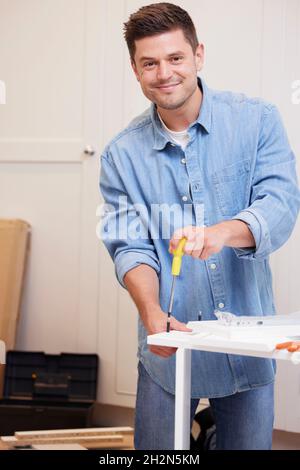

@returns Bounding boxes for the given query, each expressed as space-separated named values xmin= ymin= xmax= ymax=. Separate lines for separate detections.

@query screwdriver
xmin=166 ymin=237 xmax=187 ymax=333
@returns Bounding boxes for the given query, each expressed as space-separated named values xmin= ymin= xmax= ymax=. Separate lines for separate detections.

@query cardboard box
xmin=0 ymin=219 xmax=30 ymax=395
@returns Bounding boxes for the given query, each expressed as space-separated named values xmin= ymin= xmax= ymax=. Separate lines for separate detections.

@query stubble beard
xmin=150 ymin=81 xmax=198 ymax=111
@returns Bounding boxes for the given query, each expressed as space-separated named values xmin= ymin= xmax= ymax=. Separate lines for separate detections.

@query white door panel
xmin=0 ymin=162 xmax=81 ymax=352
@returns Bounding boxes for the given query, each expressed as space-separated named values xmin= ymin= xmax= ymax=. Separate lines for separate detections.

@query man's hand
xmin=143 ymin=306 xmax=192 ymax=358
xmin=276 ymin=341 xmax=300 ymax=352
xmin=124 ymin=265 xmax=192 ymax=359
xmin=169 ymin=224 xmax=227 ymax=260
xmin=169 ymin=221 xmax=255 ymax=260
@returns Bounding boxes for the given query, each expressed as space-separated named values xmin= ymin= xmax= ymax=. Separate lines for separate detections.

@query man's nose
xmin=156 ymin=61 xmax=172 ymax=82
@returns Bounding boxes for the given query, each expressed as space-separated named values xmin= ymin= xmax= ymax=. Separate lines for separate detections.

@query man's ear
xmin=195 ymin=43 xmax=205 ymax=72
xmin=131 ymin=60 xmax=140 ymax=82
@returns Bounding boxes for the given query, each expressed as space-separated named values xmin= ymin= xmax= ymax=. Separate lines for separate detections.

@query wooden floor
xmin=272 ymin=430 xmax=300 ymax=450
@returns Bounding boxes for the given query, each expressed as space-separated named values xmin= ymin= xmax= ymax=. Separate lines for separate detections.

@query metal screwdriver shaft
xmin=167 ymin=276 xmax=176 ymax=333
xmin=167 ymin=238 xmax=187 ymax=333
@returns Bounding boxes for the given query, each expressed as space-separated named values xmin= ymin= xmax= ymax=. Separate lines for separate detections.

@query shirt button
xmin=181 ymin=158 xmax=186 ymax=164
xmin=210 ymin=263 xmax=217 ymax=270
xmin=182 ymin=196 xmax=188 ymax=202
xmin=218 ymin=303 xmax=225 ymax=309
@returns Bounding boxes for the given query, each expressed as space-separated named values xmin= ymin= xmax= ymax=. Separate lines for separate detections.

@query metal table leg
xmin=174 ymin=347 xmax=191 ymax=450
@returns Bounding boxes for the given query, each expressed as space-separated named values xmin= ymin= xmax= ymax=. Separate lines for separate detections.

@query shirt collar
xmin=151 ymin=77 xmax=212 ymax=151
xmin=197 ymin=78 xmax=212 ymax=134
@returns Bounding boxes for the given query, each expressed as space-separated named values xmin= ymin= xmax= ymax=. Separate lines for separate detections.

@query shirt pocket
xmin=211 ymin=158 xmax=251 ymax=217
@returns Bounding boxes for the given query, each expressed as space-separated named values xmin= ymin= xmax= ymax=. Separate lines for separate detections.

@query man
xmin=100 ymin=3 xmax=300 ymax=450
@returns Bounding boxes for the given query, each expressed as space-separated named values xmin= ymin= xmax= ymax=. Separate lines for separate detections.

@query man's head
xmin=123 ymin=3 xmax=204 ymax=112
xmin=124 ymin=2 xmax=199 ymax=62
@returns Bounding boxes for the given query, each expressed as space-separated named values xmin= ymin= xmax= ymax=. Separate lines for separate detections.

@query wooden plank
xmin=15 ymin=426 xmax=133 ymax=439
xmin=2 ymin=434 xmax=123 ymax=443
xmin=2 ymin=426 xmax=135 ymax=450
xmin=1 ymin=434 xmax=131 ymax=449
xmin=0 ymin=434 xmax=134 ymax=450
xmin=4 ymin=440 xmax=131 ymax=450
xmin=32 ymin=444 xmax=87 ymax=450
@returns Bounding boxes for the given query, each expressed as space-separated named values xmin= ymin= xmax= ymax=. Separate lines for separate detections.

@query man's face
xmin=132 ymin=29 xmax=204 ymax=111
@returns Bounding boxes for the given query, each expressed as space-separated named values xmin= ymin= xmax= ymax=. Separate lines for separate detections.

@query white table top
xmin=147 ymin=321 xmax=300 ymax=365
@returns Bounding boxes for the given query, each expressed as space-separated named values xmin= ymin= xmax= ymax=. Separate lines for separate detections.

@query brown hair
xmin=123 ymin=2 xmax=199 ymax=62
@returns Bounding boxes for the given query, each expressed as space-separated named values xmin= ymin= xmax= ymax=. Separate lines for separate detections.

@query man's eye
xmin=144 ymin=62 xmax=155 ymax=68
xmin=171 ymin=56 xmax=183 ymax=63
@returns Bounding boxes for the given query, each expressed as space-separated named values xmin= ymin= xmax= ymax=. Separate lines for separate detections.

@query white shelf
xmin=148 ymin=321 xmax=300 ymax=365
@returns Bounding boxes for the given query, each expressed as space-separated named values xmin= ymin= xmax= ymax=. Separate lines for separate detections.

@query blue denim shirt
xmin=100 ymin=78 xmax=300 ymax=398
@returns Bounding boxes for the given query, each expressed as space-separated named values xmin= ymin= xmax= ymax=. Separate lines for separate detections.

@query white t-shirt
xmin=158 ymin=113 xmax=190 ymax=150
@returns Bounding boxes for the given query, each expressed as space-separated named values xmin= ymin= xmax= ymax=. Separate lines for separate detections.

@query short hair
xmin=123 ymin=2 xmax=199 ymax=62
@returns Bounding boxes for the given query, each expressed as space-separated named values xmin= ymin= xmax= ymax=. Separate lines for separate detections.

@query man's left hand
xmin=169 ymin=221 xmax=255 ymax=261
xmin=276 ymin=341 xmax=300 ymax=352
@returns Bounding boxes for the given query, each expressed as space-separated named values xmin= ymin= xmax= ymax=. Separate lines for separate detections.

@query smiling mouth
xmin=155 ymin=82 xmax=181 ymax=91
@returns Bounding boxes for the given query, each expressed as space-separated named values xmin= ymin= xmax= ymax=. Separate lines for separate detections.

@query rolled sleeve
xmin=232 ymin=209 xmax=271 ymax=260
xmin=100 ymin=151 xmax=160 ymax=289
xmin=115 ymin=250 xmax=160 ymax=288
xmin=232 ymin=104 xmax=300 ymax=261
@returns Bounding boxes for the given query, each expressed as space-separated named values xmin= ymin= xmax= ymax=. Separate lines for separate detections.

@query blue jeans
xmin=134 ymin=361 xmax=274 ymax=450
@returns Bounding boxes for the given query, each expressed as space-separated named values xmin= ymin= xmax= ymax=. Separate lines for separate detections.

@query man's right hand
xmin=142 ymin=307 xmax=192 ymax=358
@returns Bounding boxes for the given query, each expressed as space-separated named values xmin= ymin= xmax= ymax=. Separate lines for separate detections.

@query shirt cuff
xmin=115 ymin=250 xmax=161 ymax=288
xmin=232 ymin=209 xmax=271 ymax=260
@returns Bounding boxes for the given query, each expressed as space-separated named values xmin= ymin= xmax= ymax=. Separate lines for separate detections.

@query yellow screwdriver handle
xmin=171 ymin=237 xmax=187 ymax=276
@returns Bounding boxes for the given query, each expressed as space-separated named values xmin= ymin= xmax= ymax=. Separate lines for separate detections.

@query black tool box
xmin=0 ymin=351 xmax=99 ymax=435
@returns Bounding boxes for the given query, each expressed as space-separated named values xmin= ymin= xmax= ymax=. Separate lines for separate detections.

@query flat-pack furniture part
xmin=0 ymin=219 xmax=31 ymax=397
xmin=0 ymin=219 xmax=30 ymax=349
xmin=148 ymin=314 xmax=300 ymax=450
xmin=0 ymin=426 xmax=134 ymax=450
